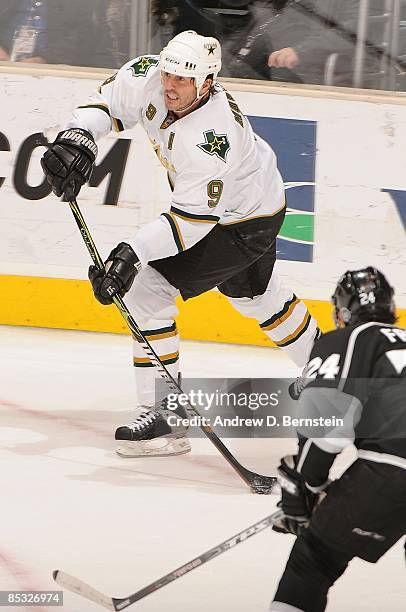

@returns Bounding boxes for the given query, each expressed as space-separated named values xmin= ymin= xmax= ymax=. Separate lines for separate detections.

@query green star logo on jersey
xmin=207 ymin=44 xmax=216 ymax=55
xmin=197 ymin=130 xmax=230 ymax=162
xmin=128 ymin=56 xmax=159 ymax=77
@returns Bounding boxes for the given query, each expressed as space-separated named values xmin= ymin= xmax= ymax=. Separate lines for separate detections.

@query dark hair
xmin=204 ymin=73 xmax=217 ymax=95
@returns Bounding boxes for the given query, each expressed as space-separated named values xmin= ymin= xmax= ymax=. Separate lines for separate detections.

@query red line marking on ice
xmin=0 ymin=550 xmax=48 ymax=612
xmin=0 ymin=398 xmax=110 ymax=439
xmin=0 ymin=400 xmax=249 ymax=490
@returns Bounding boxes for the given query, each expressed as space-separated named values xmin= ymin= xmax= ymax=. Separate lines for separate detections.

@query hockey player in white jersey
xmin=41 ymin=31 xmax=319 ymax=458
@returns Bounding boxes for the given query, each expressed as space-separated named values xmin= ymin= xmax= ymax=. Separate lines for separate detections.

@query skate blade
xmin=116 ymin=436 xmax=191 ymax=458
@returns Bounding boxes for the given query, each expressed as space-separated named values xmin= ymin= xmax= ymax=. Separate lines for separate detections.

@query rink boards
xmin=0 ymin=64 xmax=405 ymax=344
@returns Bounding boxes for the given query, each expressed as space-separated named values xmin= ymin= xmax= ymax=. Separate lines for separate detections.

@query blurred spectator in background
xmin=152 ymin=0 xmax=216 ymax=39
xmin=0 ymin=0 xmax=113 ymax=67
xmin=267 ymin=1 xmax=360 ymax=84
xmin=103 ymin=0 xmax=131 ymax=68
xmin=151 ymin=1 xmax=283 ymax=79
xmin=209 ymin=0 xmax=278 ymax=79
xmin=217 ymin=0 xmax=360 ymax=83
xmin=151 ymin=1 xmax=362 ymax=85
xmin=221 ymin=0 xmax=303 ymax=81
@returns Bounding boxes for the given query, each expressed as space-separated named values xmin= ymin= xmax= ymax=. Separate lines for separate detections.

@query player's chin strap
xmin=175 ymin=91 xmax=207 ymax=113
xmin=174 ymin=77 xmax=212 ymax=114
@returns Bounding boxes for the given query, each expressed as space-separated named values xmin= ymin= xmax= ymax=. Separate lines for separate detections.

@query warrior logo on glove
xmin=40 ymin=128 xmax=98 ymax=198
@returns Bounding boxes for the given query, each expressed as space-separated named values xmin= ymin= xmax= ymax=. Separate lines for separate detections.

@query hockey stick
xmin=66 ymin=193 xmax=276 ymax=494
xmin=53 ymin=509 xmax=284 ymax=610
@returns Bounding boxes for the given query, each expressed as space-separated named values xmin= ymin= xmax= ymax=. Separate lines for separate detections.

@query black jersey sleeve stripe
xmin=167 ymin=172 xmax=175 ymax=192
xmin=161 ymin=212 xmax=185 ymax=252
xmin=170 ymin=205 xmax=220 ymax=223
xmin=112 ymin=117 xmax=125 ymax=132
xmin=78 ymin=104 xmax=111 ymax=117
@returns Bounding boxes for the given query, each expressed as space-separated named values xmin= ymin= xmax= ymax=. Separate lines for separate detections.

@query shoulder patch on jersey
xmin=128 ymin=56 xmax=159 ymax=77
xmin=197 ymin=130 xmax=230 ymax=162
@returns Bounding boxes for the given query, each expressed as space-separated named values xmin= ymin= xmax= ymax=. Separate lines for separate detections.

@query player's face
xmin=161 ymin=72 xmax=198 ymax=113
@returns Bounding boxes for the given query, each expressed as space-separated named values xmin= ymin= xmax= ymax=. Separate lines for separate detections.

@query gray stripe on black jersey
xmin=338 ymin=322 xmax=395 ymax=390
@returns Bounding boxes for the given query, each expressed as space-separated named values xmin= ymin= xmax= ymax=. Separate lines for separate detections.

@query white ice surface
xmin=0 ymin=326 xmax=404 ymax=612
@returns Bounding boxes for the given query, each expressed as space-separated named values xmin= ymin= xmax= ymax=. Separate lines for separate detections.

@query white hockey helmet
xmin=160 ymin=30 xmax=222 ymax=91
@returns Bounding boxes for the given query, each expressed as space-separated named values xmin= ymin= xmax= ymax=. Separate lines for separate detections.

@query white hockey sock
xmin=259 ymin=296 xmax=318 ymax=368
xmin=132 ymin=320 xmax=180 ymax=406
xmin=227 ymin=271 xmax=319 ymax=368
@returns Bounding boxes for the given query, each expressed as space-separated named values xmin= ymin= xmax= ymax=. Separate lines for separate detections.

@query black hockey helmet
xmin=332 ymin=267 xmax=395 ymax=327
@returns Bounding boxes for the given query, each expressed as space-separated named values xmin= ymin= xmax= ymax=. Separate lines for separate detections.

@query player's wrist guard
xmin=40 ymin=128 xmax=98 ymax=198
xmin=88 ymin=242 xmax=141 ymax=305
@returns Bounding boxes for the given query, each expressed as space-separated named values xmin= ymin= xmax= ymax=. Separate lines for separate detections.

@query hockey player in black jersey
xmin=270 ymin=266 xmax=406 ymax=612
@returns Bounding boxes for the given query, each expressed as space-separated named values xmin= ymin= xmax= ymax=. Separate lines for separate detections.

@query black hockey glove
xmin=40 ymin=128 xmax=98 ymax=198
xmin=272 ymin=455 xmax=321 ymax=536
xmin=88 ymin=242 xmax=141 ymax=305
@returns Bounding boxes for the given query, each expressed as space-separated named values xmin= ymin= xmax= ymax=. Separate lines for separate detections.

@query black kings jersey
xmin=296 ymin=321 xmax=406 ymax=486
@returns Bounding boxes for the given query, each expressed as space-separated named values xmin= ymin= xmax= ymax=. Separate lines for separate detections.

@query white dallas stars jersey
xmin=67 ymin=55 xmax=285 ymax=265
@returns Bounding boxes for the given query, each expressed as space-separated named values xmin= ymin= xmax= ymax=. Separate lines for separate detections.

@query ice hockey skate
xmin=115 ymin=399 xmax=191 ymax=458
